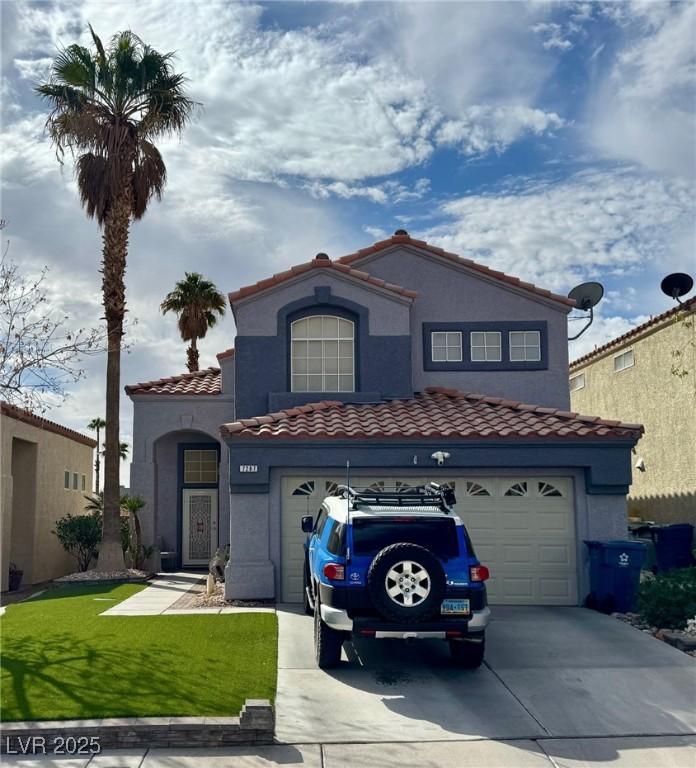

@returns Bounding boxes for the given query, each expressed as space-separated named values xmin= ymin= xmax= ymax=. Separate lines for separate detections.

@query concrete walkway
xmin=99 ymin=573 xmax=275 ymax=616
xmin=99 ymin=573 xmax=204 ymax=615
xmin=3 ymin=737 xmax=696 ymax=766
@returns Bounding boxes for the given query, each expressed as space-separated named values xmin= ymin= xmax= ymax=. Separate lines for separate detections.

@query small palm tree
xmin=37 ymin=28 xmax=196 ymax=570
xmin=87 ymin=417 xmax=106 ymax=491
xmin=122 ymin=495 xmax=146 ymax=569
xmin=161 ymin=272 xmax=226 ymax=372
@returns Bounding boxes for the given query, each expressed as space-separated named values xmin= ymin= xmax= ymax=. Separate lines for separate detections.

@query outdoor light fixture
xmin=431 ymin=451 xmax=451 ymax=466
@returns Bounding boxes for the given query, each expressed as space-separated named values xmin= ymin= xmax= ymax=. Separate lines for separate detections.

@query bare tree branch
xmin=0 ymin=222 xmax=106 ymax=413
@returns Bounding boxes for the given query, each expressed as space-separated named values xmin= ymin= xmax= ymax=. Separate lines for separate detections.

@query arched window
xmin=291 ymin=315 xmax=355 ymax=392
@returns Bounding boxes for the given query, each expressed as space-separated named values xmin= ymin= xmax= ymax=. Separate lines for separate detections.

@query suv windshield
xmin=351 ymin=516 xmax=459 ymax=559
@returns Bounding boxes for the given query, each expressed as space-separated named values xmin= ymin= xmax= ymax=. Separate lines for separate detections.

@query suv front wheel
xmin=449 ymin=635 xmax=485 ymax=668
xmin=314 ymin=599 xmax=344 ymax=669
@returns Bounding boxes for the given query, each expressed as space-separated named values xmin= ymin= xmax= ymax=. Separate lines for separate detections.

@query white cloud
xmin=590 ymin=2 xmax=696 ymax=178
xmin=531 ymin=22 xmax=574 ymax=51
xmin=303 ymin=177 xmax=430 ymax=205
xmin=436 ymin=106 xmax=565 ymax=156
xmin=568 ymin=311 xmax=646 ymax=360
xmin=421 ymin=168 xmax=694 ymax=294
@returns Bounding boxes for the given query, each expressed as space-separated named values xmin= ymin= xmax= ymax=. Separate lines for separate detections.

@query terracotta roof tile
xmin=228 ymin=258 xmax=418 ymax=303
xmin=1 ymin=401 xmax=97 ymax=447
xmin=570 ymin=297 xmax=696 ymax=369
xmin=216 ymin=347 xmax=235 ymax=360
xmin=125 ymin=367 xmax=221 ymax=396
xmin=337 ymin=233 xmax=575 ymax=308
xmin=220 ymin=387 xmax=643 ymax=441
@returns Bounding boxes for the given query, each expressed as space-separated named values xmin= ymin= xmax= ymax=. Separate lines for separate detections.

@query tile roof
xmin=216 ymin=347 xmax=235 ymax=361
xmin=1 ymin=401 xmax=97 ymax=447
xmin=337 ymin=232 xmax=576 ymax=308
xmin=228 ymin=258 xmax=418 ymax=303
xmin=570 ymin=297 xmax=696 ymax=370
xmin=125 ymin=367 xmax=222 ymax=396
xmin=220 ymin=387 xmax=643 ymax=441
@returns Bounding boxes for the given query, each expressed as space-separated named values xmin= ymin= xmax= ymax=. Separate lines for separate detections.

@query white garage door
xmin=280 ymin=475 xmax=577 ymax=605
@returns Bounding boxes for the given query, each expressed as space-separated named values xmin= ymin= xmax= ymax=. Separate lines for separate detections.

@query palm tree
xmin=87 ymin=417 xmax=106 ymax=491
xmin=37 ymin=28 xmax=195 ymax=570
xmin=161 ymin=273 xmax=226 ymax=372
xmin=101 ymin=441 xmax=129 ymax=460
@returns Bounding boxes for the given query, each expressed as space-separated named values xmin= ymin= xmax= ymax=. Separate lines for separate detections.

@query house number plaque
xmin=239 ymin=465 xmax=258 ymax=473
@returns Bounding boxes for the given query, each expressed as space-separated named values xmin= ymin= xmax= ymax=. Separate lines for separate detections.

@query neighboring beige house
xmin=1 ymin=402 xmax=97 ymax=591
xmin=570 ymin=297 xmax=696 ymax=525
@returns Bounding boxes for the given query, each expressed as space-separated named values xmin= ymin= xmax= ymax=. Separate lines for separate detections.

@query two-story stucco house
xmin=126 ymin=231 xmax=643 ymax=606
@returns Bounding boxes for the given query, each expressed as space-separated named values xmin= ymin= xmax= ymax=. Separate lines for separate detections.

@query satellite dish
xmin=568 ymin=281 xmax=604 ymax=311
xmin=661 ymin=273 xmax=693 ymax=303
xmin=567 ymin=281 xmax=604 ymax=341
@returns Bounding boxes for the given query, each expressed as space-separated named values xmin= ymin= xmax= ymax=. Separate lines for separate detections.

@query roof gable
xmin=229 ymin=258 xmax=417 ymax=305
xmin=338 ymin=232 xmax=575 ymax=310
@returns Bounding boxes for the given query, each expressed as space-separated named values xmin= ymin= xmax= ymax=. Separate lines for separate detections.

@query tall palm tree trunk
xmin=94 ymin=423 xmax=101 ymax=492
xmin=97 ymin=171 xmax=131 ymax=571
xmin=187 ymin=336 xmax=199 ymax=372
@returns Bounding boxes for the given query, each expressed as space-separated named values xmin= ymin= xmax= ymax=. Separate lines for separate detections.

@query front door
xmin=182 ymin=489 xmax=218 ymax=566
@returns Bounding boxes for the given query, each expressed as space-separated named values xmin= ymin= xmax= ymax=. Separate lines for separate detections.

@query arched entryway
xmin=148 ymin=429 xmax=228 ymax=569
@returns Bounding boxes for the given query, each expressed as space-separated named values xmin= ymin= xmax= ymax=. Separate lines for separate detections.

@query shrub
xmin=53 ymin=513 xmax=102 ymax=571
xmin=638 ymin=567 xmax=696 ymax=630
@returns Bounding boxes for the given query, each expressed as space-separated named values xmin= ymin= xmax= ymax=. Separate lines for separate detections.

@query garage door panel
xmin=282 ymin=474 xmax=577 ymax=606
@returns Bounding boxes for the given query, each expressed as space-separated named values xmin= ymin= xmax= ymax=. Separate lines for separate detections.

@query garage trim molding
xmin=223 ymin=438 xmax=636 ymax=495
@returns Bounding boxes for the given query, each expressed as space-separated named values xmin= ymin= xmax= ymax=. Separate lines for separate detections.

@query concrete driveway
xmin=276 ymin=604 xmax=696 ymax=746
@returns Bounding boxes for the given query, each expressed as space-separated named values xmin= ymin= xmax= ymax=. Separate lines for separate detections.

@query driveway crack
xmin=484 ymin=661 xmax=551 ymax=737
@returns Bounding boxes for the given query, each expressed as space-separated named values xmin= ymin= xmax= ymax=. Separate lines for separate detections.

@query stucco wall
xmin=234 ymin=271 xmax=411 ymax=337
xmin=1 ymin=414 xmax=94 ymax=590
xmin=352 ymin=246 xmax=572 ymax=408
xmin=129 ymin=396 xmax=234 ymax=562
xmin=571 ymin=314 xmax=696 ymax=524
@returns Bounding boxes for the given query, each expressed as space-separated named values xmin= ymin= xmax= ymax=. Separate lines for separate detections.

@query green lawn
xmin=0 ymin=584 xmax=277 ymax=722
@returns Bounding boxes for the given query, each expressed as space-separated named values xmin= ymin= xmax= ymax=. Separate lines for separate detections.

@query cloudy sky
xmin=1 ymin=0 xmax=695 ymax=481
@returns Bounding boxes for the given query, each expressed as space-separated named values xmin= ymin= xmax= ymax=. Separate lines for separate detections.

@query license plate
xmin=441 ymin=599 xmax=470 ymax=615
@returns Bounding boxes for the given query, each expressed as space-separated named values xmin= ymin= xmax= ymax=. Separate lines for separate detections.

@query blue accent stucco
xmin=223 ymin=437 xmax=638 ymax=496
xmin=234 ymin=285 xmax=412 ymax=418
xmin=176 ymin=441 xmax=220 ymax=568
xmin=423 ymin=321 xmax=549 ymax=371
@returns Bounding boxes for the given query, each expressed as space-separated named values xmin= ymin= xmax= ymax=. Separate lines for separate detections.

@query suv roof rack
xmin=336 ymin=482 xmax=456 ymax=513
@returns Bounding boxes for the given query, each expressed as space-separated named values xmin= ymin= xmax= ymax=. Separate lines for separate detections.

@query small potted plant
xmin=8 ymin=562 xmax=23 ymax=592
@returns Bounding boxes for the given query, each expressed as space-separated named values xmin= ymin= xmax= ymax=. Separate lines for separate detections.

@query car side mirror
xmin=301 ymin=515 xmax=314 ymax=533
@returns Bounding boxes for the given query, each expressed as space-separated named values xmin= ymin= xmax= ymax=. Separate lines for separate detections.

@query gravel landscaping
xmin=170 ymin=579 xmax=274 ymax=609
xmin=55 ymin=568 xmax=151 ymax=584
xmin=613 ymin=612 xmax=696 ymax=657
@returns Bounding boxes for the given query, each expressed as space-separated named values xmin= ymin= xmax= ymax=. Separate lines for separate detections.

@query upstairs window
xmin=431 ymin=331 xmax=462 ymax=362
xmin=291 ymin=315 xmax=354 ymax=392
xmin=569 ymin=373 xmax=585 ymax=392
xmin=470 ymin=331 xmax=502 ymax=362
xmin=64 ymin=470 xmax=71 ymax=490
xmin=509 ymin=331 xmax=541 ymax=362
xmin=614 ymin=349 xmax=635 ymax=373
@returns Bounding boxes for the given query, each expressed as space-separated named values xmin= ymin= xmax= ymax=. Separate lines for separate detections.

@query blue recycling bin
xmin=585 ymin=540 xmax=647 ymax=613
xmin=651 ymin=524 xmax=694 ymax=572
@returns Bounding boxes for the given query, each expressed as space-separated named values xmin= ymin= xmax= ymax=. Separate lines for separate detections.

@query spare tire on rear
xmin=367 ymin=542 xmax=446 ymax=622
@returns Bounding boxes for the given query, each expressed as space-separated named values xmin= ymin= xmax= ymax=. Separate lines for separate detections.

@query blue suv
xmin=301 ymin=483 xmax=491 ymax=669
